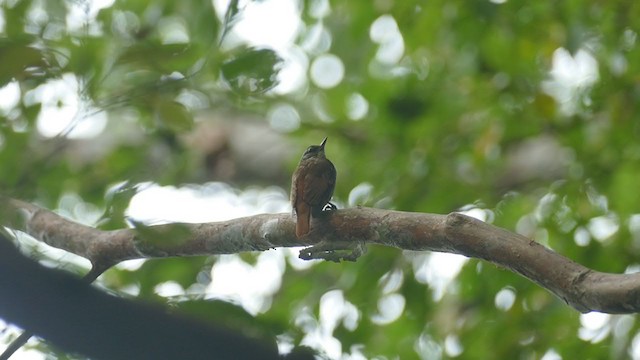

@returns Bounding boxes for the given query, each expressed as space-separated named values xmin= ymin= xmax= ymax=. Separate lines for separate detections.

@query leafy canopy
xmin=1 ymin=0 xmax=640 ymax=359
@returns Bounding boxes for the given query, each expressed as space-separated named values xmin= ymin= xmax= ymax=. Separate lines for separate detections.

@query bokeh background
xmin=1 ymin=0 xmax=640 ymax=358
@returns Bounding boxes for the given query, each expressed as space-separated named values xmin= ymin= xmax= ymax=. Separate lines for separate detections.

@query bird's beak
xmin=320 ymin=137 xmax=328 ymax=150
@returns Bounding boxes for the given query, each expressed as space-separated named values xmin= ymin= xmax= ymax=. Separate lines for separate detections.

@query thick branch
xmin=6 ymin=198 xmax=307 ymax=268
xmin=5 ymin=199 xmax=640 ymax=313
xmin=0 ymin=233 xmax=312 ymax=360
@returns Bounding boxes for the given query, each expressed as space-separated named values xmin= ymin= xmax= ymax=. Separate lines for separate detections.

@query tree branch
xmin=5 ymin=198 xmax=640 ymax=314
xmin=0 ymin=265 xmax=110 ymax=360
xmin=0 ymin=232 xmax=313 ymax=360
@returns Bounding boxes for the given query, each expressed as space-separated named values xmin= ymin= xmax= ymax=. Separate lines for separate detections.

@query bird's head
xmin=301 ymin=137 xmax=327 ymax=160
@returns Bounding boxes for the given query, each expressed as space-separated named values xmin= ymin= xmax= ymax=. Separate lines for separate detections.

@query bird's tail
xmin=295 ymin=205 xmax=311 ymax=238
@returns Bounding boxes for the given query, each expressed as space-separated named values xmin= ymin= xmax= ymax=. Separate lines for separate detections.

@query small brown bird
xmin=290 ymin=137 xmax=337 ymax=238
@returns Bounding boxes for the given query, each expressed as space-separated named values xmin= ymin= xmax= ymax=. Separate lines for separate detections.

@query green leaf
xmin=220 ymin=47 xmax=282 ymax=95
xmin=155 ymin=100 xmax=193 ymax=132
xmin=0 ymin=40 xmax=45 ymax=87
xmin=98 ymin=181 xmax=139 ymax=230
xmin=131 ymin=221 xmax=193 ymax=254
xmin=219 ymin=0 xmax=242 ymax=45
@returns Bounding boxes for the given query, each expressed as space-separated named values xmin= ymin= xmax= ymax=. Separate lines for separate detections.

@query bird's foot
xmin=312 ymin=202 xmax=337 ymax=218
xmin=322 ymin=202 xmax=337 ymax=212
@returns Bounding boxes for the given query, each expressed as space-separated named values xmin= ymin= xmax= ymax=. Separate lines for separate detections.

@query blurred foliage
xmin=2 ymin=0 xmax=640 ymax=359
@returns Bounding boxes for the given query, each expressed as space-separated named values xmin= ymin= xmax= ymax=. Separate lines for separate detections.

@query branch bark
xmin=5 ymin=198 xmax=640 ymax=314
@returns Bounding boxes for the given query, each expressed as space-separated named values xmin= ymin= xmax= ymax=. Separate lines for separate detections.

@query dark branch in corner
xmin=0 ymin=232 xmax=313 ymax=360
xmin=5 ymin=197 xmax=640 ymax=314
xmin=0 ymin=266 xmax=107 ymax=360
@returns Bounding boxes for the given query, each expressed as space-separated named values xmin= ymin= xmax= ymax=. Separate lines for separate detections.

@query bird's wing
xmin=302 ymin=161 xmax=336 ymax=206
